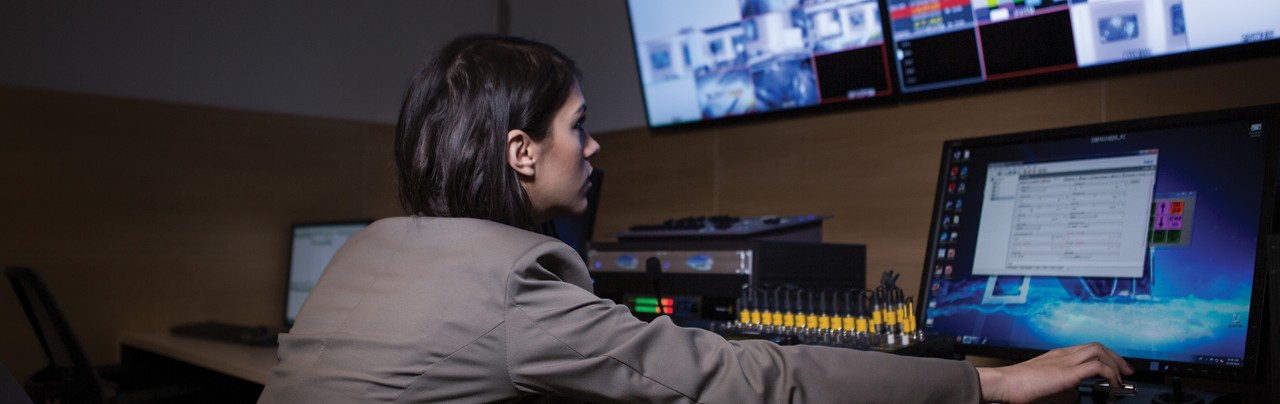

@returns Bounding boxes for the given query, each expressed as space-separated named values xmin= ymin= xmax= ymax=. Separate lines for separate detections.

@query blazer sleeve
xmin=503 ymin=240 xmax=982 ymax=404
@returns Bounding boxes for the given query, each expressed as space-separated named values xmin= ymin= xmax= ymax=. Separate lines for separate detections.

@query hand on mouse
xmin=976 ymin=342 xmax=1135 ymax=404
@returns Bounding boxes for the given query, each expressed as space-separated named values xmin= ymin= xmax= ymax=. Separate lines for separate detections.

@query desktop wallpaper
xmin=922 ymin=118 xmax=1272 ymax=369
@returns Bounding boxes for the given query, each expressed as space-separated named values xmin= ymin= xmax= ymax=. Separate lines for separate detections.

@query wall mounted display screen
xmin=917 ymin=104 xmax=1279 ymax=381
xmin=627 ymin=0 xmax=1279 ymax=129
xmin=888 ymin=0 xmax=1280 ymax=93
xmin=627 ymin=0 xmax=893 ymax=128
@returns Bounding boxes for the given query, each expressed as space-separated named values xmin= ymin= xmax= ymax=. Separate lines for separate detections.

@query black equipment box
xmin=586 ymin=240 xmax=866 ymax=324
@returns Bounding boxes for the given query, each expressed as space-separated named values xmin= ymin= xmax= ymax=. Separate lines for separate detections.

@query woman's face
xmin=526 ymin=83 xmax=600 ymax=223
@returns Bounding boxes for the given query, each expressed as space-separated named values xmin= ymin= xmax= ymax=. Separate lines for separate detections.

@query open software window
xmin=973 ymin=151 xmax=1159 ymax=278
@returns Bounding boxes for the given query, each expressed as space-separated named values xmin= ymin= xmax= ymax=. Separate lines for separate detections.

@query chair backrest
xmin=4 ymin=266 xmax=107 ymax=404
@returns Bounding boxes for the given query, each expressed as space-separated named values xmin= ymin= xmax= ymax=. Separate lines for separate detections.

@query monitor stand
xmin=1145 ymin=378 xmax=1206 ymax=404
xmin=1078 ymin=377 xmax=1228 ymax=404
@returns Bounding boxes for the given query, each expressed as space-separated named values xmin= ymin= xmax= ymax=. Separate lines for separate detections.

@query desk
xmin=119 ymin=333 xmax=277 ymax=395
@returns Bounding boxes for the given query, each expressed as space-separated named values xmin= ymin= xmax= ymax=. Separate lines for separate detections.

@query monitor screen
xmin=918 ymin=104 xmax=1279 ymax=381
xmin=627 ymin=0 xmax=893 ymax=128
xmin=285 ymin=220 xmax=371 ymax=327
xmin=627 ymin=0 xmax=1280 ymax=129
xmin=885 ymin=0 xmax=1279 ymax=93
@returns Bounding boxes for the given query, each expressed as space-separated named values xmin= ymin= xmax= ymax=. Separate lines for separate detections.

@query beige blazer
xmin=259 ymin=217 xmax=980 ymax=403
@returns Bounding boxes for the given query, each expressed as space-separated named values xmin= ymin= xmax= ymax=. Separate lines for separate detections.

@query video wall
xmin=627 ymin=0 xmax=1280 ymax=128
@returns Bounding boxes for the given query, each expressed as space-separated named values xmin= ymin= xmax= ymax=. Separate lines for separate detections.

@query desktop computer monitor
xmin=917 ymin=104 xmax=1279 ymax=382
xmin=284 ymin=220 xmax=371 ymax=327
xmin=551 ymin=168 xmax=604 ymax=260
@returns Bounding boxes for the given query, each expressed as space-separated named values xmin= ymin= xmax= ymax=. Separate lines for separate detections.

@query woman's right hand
xmin=975 ymin=342 xmax=1135 ymax=403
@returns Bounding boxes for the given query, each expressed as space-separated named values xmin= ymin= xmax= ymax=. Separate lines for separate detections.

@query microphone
xmin=646 ymin=257 xmax=666 ymax=316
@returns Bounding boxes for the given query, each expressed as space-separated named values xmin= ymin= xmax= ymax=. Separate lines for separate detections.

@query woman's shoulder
xmin=363 ymin=216 xmax=586 ymax=284
xmin=366 ymin=216 xmax=562 ymax=251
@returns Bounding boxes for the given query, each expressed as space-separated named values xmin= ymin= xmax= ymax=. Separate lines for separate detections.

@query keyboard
xmin=618 ymin=214 xmax=827 ymax=242
xmin=170 ymin=321 xmax=280 ymax=346
xmin=628 ymin=215 xmax=742 ymax=232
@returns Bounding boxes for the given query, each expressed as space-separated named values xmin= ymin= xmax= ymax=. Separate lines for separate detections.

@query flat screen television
xmin=886 ymin=0 xmax=1280 ymax=94
xmin=626 ymin=0 xmax=1280 ymax=129
xmin=917 ymin=104 xmax=1279 ymax=381
xmin=627 ymin=0 xmax=893 ymax=128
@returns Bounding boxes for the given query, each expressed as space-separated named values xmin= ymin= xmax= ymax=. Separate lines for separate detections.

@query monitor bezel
xmin=283 ymin=219 xmax=373 ymax=328
xmin=916 ymin=104 xmax=1280 ymax=381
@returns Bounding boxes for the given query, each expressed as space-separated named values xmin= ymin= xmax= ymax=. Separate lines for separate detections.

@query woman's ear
xmin=507 ymin=129 xmax=537 ymax=177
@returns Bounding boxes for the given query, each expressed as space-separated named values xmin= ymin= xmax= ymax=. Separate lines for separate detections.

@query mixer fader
xmin=714 ymin=271 xmax=927 ymax=352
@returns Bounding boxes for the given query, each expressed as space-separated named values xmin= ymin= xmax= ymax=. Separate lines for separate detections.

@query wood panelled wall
xmin=3 ymin=55 xmax=1280 ymax=381
xmin=0 ymin=87 xmax=402 ymax=381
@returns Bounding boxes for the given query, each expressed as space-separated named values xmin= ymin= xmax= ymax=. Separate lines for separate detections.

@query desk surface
xmin=120 ymin=333 xmax=278 ymax=385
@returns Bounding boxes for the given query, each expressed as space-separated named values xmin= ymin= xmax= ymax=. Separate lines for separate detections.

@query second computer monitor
xmin=284 ymin=220 xmax=371 ymax=327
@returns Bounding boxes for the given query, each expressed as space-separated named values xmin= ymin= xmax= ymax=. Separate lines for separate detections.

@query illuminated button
xmin=633 ymin=305 xmax=672 ymax=315
xmin=686 ymin=255 xmax=713 ymax=271
xmin=616 ymin=255 xmax=638 ymax=270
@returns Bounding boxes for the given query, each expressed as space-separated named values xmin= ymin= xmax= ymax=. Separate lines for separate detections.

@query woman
xmin=259 ymin=34 xmax=1132 ymax=403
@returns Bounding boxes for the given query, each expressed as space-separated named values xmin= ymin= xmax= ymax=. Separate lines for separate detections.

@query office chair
xmin=5 ymin=266 xmax=204 ymax=404
xmin=5 ymin=266 xmax=111 ymax=403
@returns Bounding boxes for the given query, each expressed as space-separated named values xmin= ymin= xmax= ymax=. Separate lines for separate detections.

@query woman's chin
xmin=545 ymin=202 xmax=588 ymax=221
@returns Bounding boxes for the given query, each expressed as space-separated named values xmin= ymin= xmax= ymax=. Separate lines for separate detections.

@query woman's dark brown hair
xmin=394 ymin=34 xmax=580 ymax=231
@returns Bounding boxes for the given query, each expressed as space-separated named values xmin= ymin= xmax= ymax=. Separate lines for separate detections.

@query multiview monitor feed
xmin=887 ymin=0 xmax=1280 ymax=93
xmin=627 ymin=0 xmax=893 ymax=128
xmin=627 ymin=0 xmax=1279 ymax=129
xmin=919 ymin=105 xmax=1279 ymax=381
